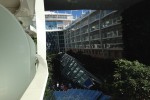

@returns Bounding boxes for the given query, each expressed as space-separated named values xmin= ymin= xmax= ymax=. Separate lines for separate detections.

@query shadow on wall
xmin=67 ymin=50 xmax=116 ymax=83
xmin=122 ymin=0 xmax=150 ymax=65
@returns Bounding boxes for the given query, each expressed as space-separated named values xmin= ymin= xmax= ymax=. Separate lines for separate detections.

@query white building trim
xmin=35 ymin=0 xmax=46 ymax=60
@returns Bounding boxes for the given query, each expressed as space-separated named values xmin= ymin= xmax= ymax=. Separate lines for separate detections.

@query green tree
xmin=113 ymin=59 xmax=150 ymax=100
xmin=44 ymin=53 xmax=56 ymax=98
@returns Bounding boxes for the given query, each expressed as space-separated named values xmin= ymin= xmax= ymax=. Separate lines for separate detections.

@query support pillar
xmin=35 ymin=0 xmax=46 ymax=60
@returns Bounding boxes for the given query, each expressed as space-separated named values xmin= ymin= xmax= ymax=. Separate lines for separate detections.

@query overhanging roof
xmin=44 ymin=0 xmax=143 ymax=10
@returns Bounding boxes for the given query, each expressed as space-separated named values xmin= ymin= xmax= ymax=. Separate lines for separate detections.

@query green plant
xmin=44 ymin=53 xmax=57 ymax=98
xmin=113 ymin=59 xmax=150 ymax=99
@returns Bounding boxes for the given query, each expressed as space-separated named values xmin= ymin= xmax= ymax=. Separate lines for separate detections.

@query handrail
xmin=21 ymin=54 xmax=49 ymax=100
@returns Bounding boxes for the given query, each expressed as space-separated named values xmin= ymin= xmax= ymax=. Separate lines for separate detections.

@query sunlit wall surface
xmin=0 ymin=5 xmax=36 ymax=100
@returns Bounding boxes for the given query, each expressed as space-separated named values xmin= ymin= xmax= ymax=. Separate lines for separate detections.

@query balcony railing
xmin=101 ymin=10 xmax=117 ymax=19
xmin=21 ymin=55 xmax=48 ymax=100
xmin=101 ymin=22 xmax=121 ymax=30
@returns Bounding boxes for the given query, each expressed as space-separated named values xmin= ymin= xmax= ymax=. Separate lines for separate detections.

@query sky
xmin=53 ymin=10 xmax=89 ymax=19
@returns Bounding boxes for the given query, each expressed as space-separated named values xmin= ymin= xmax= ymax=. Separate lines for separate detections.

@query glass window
xmin=75 ymin=70 xmax=84 ymax=78
xmin=77 ymin=80 xmax=81 ymax=83
xmin=66 ymin=71 xmax=71 ymax=76
xmin=73 ymin=67 xmax=80 ymax=74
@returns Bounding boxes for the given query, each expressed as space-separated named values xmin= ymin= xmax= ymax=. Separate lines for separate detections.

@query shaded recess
xmin=122 ymin=0 xmax=150 ymax=65
xmin=44 ymin=0 xmax=143 ymax=10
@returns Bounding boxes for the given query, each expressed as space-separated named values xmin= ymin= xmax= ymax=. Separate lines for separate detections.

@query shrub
xmin=113 ymin=59 xmax=150 ymax=99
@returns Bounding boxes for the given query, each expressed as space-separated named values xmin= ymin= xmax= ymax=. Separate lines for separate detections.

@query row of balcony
xmin=45 ymin=15 xmax=73 ymax=20
xmin=65 ymin=17 xmax=121 ymax=38
xmin=66 ymin=14 xmax=121 ymax=31
xmin=65 ymin=43 xmax=122 ymax=49
xmin=65 ymin=33 xmax=121 ymax=44
xmin=66 ymin=10 xmax=118 ymax=31
xmin=67 ymin=10 xmax=117 ymax=29
xmin=100 ymin=10 xmax=117 ymax=19
xmin=69 ymin=10 xmax=95 ymax=27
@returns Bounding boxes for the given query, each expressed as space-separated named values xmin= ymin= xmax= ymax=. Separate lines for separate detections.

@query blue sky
xmin=54 ymin=10 xmax=89 ymax=19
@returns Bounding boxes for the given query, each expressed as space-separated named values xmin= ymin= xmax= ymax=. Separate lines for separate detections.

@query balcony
xmin=0 ymin=3 xmax=48 ymax=100
xmin=101 ymin=10 xmax=117 ymax=19
xmin=102 ymin=35 xmax=122 ymax=40
xmin=45 ymin=14 xmax=74 ymax=21
xmin=103 ymin=43 xmax=123 ymax=50
xmin=89 ymin=14 xmax=100 ymax=24
xmin=90 ymin=44 xmax=102 ymax=49
xmin=90 ymin=25 xmax=100 ymax=32
xmin=101 ymin=22 xmax=121 ymax=30
xmin=45 ymin=27 xmax=64 ymax=32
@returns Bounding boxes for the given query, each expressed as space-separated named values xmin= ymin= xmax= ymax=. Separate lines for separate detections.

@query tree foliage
xmin=113 ymin=59 xmax=150 ymax=99
xmin=44 ymin=53 xmax=56 ymax=98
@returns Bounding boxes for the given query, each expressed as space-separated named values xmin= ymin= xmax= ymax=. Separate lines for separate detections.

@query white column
xmin=35 ymin=0 xmax=46 ymax=60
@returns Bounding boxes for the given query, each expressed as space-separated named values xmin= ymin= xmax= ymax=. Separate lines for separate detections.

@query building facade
xmin=64 ymin=10 xmax=123 ymax=59
xmin=45 ymin=11 xmax=74 ymax=53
